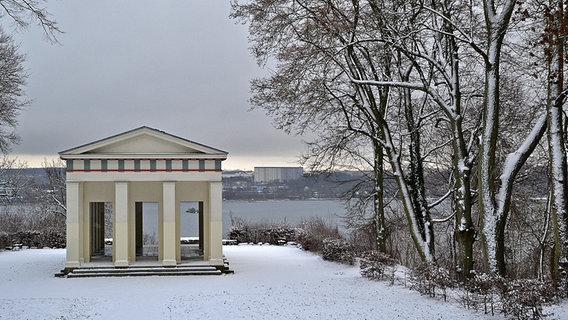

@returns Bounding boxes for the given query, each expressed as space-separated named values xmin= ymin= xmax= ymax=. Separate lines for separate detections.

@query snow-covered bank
xmin=0 ymin=245 xmax=541 ymax=319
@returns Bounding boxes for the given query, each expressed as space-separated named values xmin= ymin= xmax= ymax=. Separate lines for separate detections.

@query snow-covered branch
xmin=428 ymin=189 xmax=453 ymax=211
xmin=496 ymin=113 xmax=547 ymax=214
xmin=420 ymin=4 xmax=486 ymax=61
xmin=51 ymin=194 xmax=67 ymax=217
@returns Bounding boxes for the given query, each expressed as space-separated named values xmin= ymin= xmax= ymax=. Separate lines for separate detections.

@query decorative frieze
xmin=65 ymin=159 xmax=223 ymax=173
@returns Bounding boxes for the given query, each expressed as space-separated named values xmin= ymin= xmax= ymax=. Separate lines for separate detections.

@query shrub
xmin=359 ymin=250 xmax=396 ymax=281
xmin=227 ymin=218 xmax=252 ymax=243
xmin=500 ymin=279 xmax=554 ymax=320
xmin=410 ymin=263 xmax=454 ymax=301
xmin=0 ymin=231 xmax=9 ymax=248
xmin=41 ymin=230 xmax=66 ymax=248
xmin=260 ymin=224 xmax=295 ymax=245
xmin=322 ymin=238 xmax=354 ymax=265
xmin=461 ymin=273 xmax=503 ymax=316
xmin=228 ymin=217 xmax=342 ymax=250
xmin=227 ymin=218 xmax=295 ymax=245
xmin=12 ymin=230 xmax=42 ymax=247
xmin=295 ymin=217 xmax=341 ymax=252
xmin=3 ymin=230 xmax=66 ymax=249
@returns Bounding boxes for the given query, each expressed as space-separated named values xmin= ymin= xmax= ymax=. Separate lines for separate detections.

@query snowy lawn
xmin=0 ymin=245 xmax=560 ymax=319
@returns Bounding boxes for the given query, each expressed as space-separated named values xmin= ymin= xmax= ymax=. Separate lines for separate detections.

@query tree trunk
xmin=478 ymin=0 xmax=517 ymax=276
xmin=381 ymin=120 xmax=435 ymax=263
xmin=546 ymin=0 xmax=568 ymax=286
xmin=444 ymin=15 xmax=475 ymax=278
xmin=402 ymin=84 xmax=435 ymax=259
xmin=373 ymin=141 xmax=386 ymax=252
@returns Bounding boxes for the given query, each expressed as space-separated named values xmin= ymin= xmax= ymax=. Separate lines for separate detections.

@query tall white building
xmin=253 ymin=167 xmax=303 ymax=183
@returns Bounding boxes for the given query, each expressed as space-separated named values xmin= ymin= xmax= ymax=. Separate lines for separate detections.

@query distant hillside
xmin=14 ymin=168 xmax=47 ymax=176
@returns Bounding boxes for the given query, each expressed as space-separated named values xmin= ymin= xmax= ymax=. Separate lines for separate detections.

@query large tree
xmin=232 ymin=0 xmax=454 ymax=263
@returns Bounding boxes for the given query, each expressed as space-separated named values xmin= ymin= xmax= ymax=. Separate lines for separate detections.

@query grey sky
xmin=9 ymin=1 xmax=305 ymax=170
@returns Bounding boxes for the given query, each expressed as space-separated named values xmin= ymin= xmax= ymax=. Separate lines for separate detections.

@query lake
xmin=0 ymin=200 xmax=346 ymax=240
xmin=141 ymin=199 xmax=346 ymax=238
xmin=223 ymin=199 xmax=345 ymax=235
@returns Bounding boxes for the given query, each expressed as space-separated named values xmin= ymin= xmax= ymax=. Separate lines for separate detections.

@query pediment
xmin=60 ymin=126 xmax=227 ymax=159
xmin=88 ymin=134 xmax=203 ymax=154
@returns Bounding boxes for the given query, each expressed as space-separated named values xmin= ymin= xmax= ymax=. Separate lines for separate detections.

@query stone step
xmin=72 ymin=266 xmax=217 ymax=273
xmin=66 ymin=265 xmax=224 ymax=278
xmin=67 ymin=270 xmax=222 ymax=278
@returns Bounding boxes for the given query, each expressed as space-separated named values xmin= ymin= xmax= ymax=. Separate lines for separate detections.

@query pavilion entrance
xmin=135 ymin=202 xmax=159 ymax=260
xmin=180 ymin=201 xmax=204 ymax=260
xmin=89 ymin=202 xmax=113 ymax=261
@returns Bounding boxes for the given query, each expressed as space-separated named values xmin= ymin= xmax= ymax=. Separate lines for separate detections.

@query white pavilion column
xmin=162 ymin=181 xmax=177 ymax=267
xmin=65 ymin=181 xmax=83 ymax=269
xmin=208 ymin=181 xmax=223 ymax=267
xmin=114 ymin=182 xmax=129 ymax=267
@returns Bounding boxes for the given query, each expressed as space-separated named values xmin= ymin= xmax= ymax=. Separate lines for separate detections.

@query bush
xmin=461 ymin=273 xmax=503 ymax=316
xmin=322 ymin=238 xmax=354 ymax=265
xmin=459 ymin=274 xmax=556 ymax=319
xmin=13 ymin=230 xmax=42 ymax=247
xmin=42 ymin=230 xmax=66 ymax=248
xmin=227 ymin=218 xmax=252 ymax=243
xmin=410 ymin=263 xmax=454 ymax=301
xmin=359 ymin=250 xmax=396 ymax=281
xmin=2 ymin=230 xmax=66 ymax=249
xmin=262 ymin=224 xmax=296 ymax=245
xmin=0 ymin=231 xmax=9 ymax=248
xmin=296 ymin=217 xmax=341 ymax=252
xmin=501 ymin=279 xmax=554 ymax=320
xmin=227 ymin=218 xmax=295 ymax=245
xmin=227 ymin=216 xmax=343 ymax=252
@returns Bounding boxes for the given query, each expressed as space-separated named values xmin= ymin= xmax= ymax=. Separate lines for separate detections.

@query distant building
xmin=254 ymin=166 xmax=303 ymax=183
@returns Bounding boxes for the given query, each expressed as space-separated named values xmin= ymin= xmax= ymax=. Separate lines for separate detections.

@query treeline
xmin=0 ymin=159 xmax=66 ymax=249
xmin=223 ymin=171 xmax=391 ymax=200
xmin=222 ymin=170 xmax=466 ymax=200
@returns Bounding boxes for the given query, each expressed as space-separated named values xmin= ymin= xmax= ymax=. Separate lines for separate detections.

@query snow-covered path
xmin=0 ymin=245 xmax=508 ymax=319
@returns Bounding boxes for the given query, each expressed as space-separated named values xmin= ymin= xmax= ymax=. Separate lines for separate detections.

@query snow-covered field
xmin=0 ymin=245 xmax=563 ymax=320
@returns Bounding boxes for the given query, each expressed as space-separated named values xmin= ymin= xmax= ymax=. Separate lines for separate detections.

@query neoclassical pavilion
xmin=59 ymin=126 xmax=227 ymax=271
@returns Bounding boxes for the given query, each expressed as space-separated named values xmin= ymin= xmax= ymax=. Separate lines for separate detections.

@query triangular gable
xmin=59 ymin=126 xmax=228 ymax=159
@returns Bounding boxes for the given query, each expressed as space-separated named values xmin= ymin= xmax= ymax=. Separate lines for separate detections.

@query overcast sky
xmin=8 ymin=1 xmax=306 ymax=170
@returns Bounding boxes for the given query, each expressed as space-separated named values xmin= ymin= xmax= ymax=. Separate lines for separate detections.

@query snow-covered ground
xmin=0 ymin=245 xmax=563 ymax=319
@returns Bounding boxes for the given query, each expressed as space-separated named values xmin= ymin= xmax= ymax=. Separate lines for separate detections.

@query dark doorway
xmin=90 ymin=202 xmax=112 ymax=261
xmin=135 ymin=202 xmax=159 ymax=260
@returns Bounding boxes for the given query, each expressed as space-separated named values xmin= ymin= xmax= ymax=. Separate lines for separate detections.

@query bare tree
xmin=0 ymin=0 xmax=60 ymax=42
xmin=0 ymin=1 xmax=60 ymax=153
xmin=0 ymin=156 xmax=31 ymax=202
xmin=232 ymin=0 xmax=442 ymax=263
xmin=41 ymin=159 xmax=66 ymax=217
xmin=0 ymin=29 xmax=26 ymax=153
